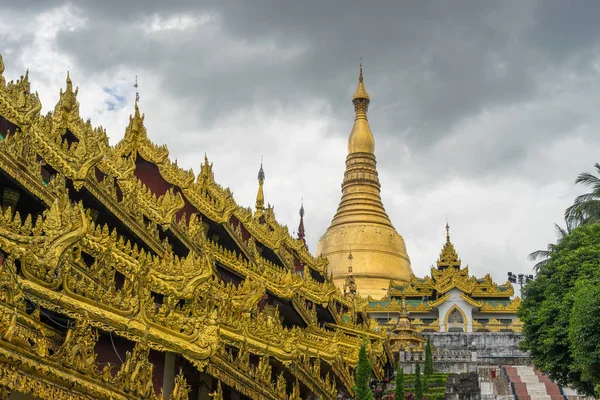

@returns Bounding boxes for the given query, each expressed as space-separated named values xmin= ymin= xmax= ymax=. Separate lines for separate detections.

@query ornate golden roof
xmin=0 ymin=52 xmax=389 ymax=399
xmin=316 ymin=62 xmax=412 ymax=299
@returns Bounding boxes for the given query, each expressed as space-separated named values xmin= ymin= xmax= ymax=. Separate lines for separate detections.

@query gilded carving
xmin=0 ymin=52 xmax=388 ymax=400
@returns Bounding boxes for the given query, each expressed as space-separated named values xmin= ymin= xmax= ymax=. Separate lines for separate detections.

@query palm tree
xmin=528 ymin=218 xmax=577 ymax=272
xmin=565 ymin=163 xmax=600 ymax=226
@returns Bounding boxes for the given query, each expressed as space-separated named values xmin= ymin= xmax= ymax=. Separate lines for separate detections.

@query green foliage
xmin=353 ymin=342 xmax=374 ymax=400
xmin=569 ymin=280 xmax=600 ymax=386
xmin=424 ymin=338 xmax=434 ymax=376
xmin=390 ymin=371 xmax=448 ymax=400
xmin=565 ymin=163 xmax=600 ymax=226
xmin=520 ymin=223 xmax=600 ymax=395
xmin=425 ymin=393 xmax=445 ymax=400
xmin=414 ymin=362 xmax=423 ymax=400
xmin=394 ymin=363 xmax=404 ymax=400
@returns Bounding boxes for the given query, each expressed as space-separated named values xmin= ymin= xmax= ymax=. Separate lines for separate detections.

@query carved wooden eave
xmin=0 ymin=52 xmax=388 ymax=399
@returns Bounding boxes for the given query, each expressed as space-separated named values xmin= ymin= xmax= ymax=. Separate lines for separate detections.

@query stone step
xmin=501 ymin=365 xmax=568 ymax=400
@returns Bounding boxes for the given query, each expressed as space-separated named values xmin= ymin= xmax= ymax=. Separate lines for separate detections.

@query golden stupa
xmin=316 ymin=63 xmax=412 ymax=299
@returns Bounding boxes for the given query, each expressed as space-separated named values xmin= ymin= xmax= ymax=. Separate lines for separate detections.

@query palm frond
xmin=528 ymin=250 xmax=551 ymax=262
xmin=574 ymin=172 xmax=600 ymax=189
xmin=554 ymin=223 xmax=568 ymax=240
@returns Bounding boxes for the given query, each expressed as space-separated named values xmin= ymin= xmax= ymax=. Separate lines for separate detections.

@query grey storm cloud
xmin=45 ymin=0 xmax=600 ymax=172
xmin=2 ymin=0 xmax=600 ymax=288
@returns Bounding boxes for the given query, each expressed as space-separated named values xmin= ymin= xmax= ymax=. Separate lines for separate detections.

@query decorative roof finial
xmin=359 ymin=57 xmax=363 ymax=83
xmin=437 ymin=219 xmax=461 ymax=269
xmin=134 ymin=75 xmax=140 ymax=105
xmin=257 ymin=156 xmax=265 ymax=182
xmin=255 ymin=157 xmax=265 ymax=212
xmin=352 ymin=58 xmax=370 ymax=104
xmin=297 ymin=198 xmax=306 ymax=245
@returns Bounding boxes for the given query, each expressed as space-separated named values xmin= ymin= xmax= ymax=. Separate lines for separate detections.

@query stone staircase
xmin=502 ymin=366 xmax=566 ymax=400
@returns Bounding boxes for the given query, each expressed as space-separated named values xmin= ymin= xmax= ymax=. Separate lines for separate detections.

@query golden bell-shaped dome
xmin=316 ymin=62 xmax=412 ymax=299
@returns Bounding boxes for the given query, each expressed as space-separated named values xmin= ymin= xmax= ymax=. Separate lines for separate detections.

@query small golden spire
xmin=437 ymin=220 xmax=461 ymax=269
xmin=353 ymin=58 xmax=370 ymax=102
xmin=255 ymin=157 xmax=265 ymax=212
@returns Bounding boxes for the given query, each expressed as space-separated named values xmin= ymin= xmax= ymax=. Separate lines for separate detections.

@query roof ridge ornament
xmin=255 ymin=158 xmax=265 ymax=213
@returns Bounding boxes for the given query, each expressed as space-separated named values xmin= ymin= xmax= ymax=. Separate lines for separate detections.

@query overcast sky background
xmin=2 ymin=1 xmax=600 ymax=294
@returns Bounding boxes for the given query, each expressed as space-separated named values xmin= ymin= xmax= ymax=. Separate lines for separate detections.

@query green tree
xmin=353 ymin=342 xmax=374 ymax=400
xmin=569 ymin=280 xmax=600 ymax=394
xmin=394 ymin=362 xmax=404 ymax=400
xmin=565 ymin=163 xmax=600 ymax=227
xmin=414 ymin=362 xmax=423 ymax=400
xmin=424 ymin=338 xmax=434 ymax=376
xmin=519 ymin=223 xmax=600 ymax=395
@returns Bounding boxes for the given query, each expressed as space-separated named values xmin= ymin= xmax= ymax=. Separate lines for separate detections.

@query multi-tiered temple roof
xmin=0 ymin=53 xmax=387 ymax=400
xmin=367 ymin=223 xmax=521 ymax=333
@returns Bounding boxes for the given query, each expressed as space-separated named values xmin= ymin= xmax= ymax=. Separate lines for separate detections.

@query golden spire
xmin=348 ymin=59 xmax=374 ymax=154
xmin=352 ymin=58 xmax=370 ymax=102
xmin=316 ymin=61 xmax=412 ymax=299
xmin=329 ymin=61 xmax=391 ymax=228
xmin=437 ymin=220 xmax=461 ymax=269
xmin=255 ymin=158 xmax=265 ymax=212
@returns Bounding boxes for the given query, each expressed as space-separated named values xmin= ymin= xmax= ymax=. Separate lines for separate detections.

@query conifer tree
xmin=354 ymin=342 xmax=374 ymax=400
xmin=414 ymin=362 xmax=423 ymax=400
xmin=424 ymin=338 xmax=434 ymax=376
xmin=394 ymin=362 xmax=405 ymax=400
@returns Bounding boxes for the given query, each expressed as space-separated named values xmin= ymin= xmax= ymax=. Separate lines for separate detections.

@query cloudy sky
xmin=2 ymin=1 xmax=600 ymax=294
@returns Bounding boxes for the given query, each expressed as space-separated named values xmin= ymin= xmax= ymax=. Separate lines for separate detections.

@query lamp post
xmin=508 ymin=272 xmax=534 ymax=294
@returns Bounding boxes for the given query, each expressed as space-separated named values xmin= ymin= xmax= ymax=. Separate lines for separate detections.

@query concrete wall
xmin=423 ymin=332 xmax=528 ymax=359
xmin=397 ymin=332 xmax=530 ymax=374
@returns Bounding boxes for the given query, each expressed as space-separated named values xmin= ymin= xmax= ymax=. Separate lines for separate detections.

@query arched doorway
xmin=445 ymin=306 xmax=467 ymax=332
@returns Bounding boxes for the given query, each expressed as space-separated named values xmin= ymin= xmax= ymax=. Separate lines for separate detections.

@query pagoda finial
xmin=359 ymin=58 xmax=363 ymax=82
xmin=297 ymin=198 xmax=306 ymax=245
xmin=255 ymin=158 xmax=265 ymax=212
xmin=352 ymin=58 xmax=370 ymax=104
xmin=446 ymin=216 xmax=450 ymax=243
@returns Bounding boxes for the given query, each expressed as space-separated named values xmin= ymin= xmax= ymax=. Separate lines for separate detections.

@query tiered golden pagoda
xmin=316 ymin=62 xmax=412 ymax=299
xmin=0 ymin=52 xmax=388 ymax=400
